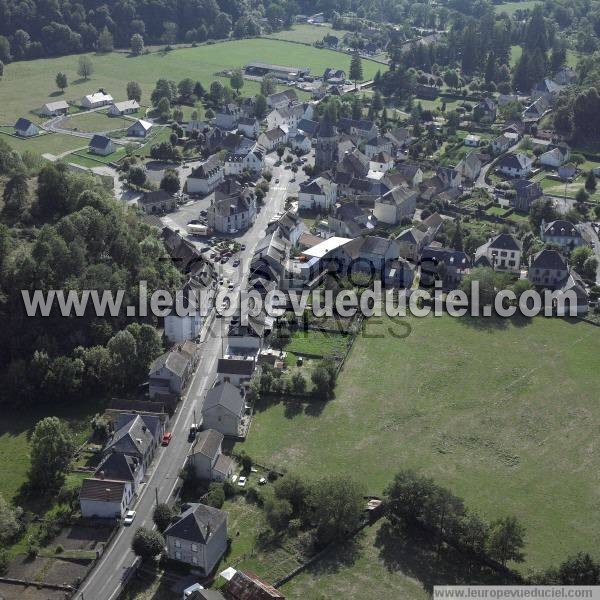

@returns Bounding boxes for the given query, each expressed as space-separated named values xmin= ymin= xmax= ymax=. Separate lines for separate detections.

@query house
xmin=531 ymin=79 xmax=562 ymax=105
xmin=336 ymin=236 xmax=400 ymax=274
xmin=245 ymin=62 xmax=309 ymax=81
xmin=40 ymin=100 xmax=69 ymax=117
xmin=492 ymin=132 xmax=519 ymax=154
xmin=395 ymin=163 xmax=423 ymax=187
xmin=522 ymin=96 xmax=549 ymax=122
xmin=127 ymin=119 xmax=153 ymax=138
xmin=108 ymin=100 xmax=140 ymax=116
xmin=540 ymin=145 xmax=570 ymax=168
xmin=297 ymin=118 xmax=320 ymax=139
xmin=464 ymin=134 xmax=481 ymax=147
xmin=559 ymin=270 xmax=589 ymax=315
xmin=267 ymin=103 xmax=312 ymax=133
xmin=496 ymin=153 xmax=533 ymax=178
xmin=226 ymin=315 xmax=269 ymax=356
xmin=207 ymin=181 xmax=256 ymax=233
xmin=528 ymin=249 xmax=569 ymax=288
xmin=266 ymin=89 xmax=298 ymax=109
xmin=237 ymin=117 xmax=260 ymax=139
xmin=540 ymin=219 xmax=584 ymax=251
xmin=396 ymin=227 xmax=430 ymax=261
xmin=385 ymin=258 xmax=415 ymax=289
xmin=324 ymin=67 xmax=346 ymax=81
xmin=365 ymin=136 xmax=393 ymax=159
xmin=265 ymin=210 xmax=308 ymax=246
xmin=226 ymin=571 xmax=284 ymax=599
xmin=289 ymin=132 xmax=311 ymax=154
xmin=385 ymin=127 xmax=412 ymax=152
xmin=94 ymin=452 xmax=144 ymax=493
xmin=373 ymin=185 xmax=417 ymax=225
xmin=224 ymin=147 xmax=264 ymax=177
xmin=421 ymin=246 xmax=471 ymax=289
xmin=457 ymin=151 xmax=483 ymax=182
xmin=215 ymin=104 xmax=242 ymax=130
xmin=113 ymin=411 xmax=165 ymax=449
xmin=328 ymin=202 xmax=371 ymax=237
xmin=188 ymin=429 xmax=234 ymax=481
xmin=89 ymin=135 xmax=116 ymax=156
xmin=165 ymin=503 xmax=227 ymax=574
xmin=436 ymin=166 xmax=462 ymax=189
xmin=187 ymin=156 xmax=224 ymax=195
xmin=258 ymin=127 xmax=287 ymax=152
xmin=370 ymin=151 xmax=394 ymax=173
xmin=338 ymin=117 xmax=378 ymax=142
xmin=14 ymin=118 xmax=39 ymax=137
xmin=80 ymin=478 xmax=133 ymax=519
xmin=216 ymin=357 xmax=254 ymax=387
xmin=148 ymin=348 xmax=193 ymax=398
xmin=474 ymin=233 xmax=522 ymax=273
xmin=298 ymin=177 xmax=337 ymax=211
xmin=558 ymin=163 xmax=577 ymax=181
xmin=138 ymin=189 xmax=177 ymax=214
xmin=554 ymin=67 xmax=577 ymax=86
xmin=473 ymin=98 xmax=497 ymax=123
xmin=187 ymin=120 xmax=209 ymax=135
xmin=510 ymin=179 xmax=543 ymax=212
xmin=103 ymin=414 xmax=157 ymax=473
xmin=202 ymin=382 xmax=246 ymax=437
xmin=81 ymin=91 xmax=113 ymax=109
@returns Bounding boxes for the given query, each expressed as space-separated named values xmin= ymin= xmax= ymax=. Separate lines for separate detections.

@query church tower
xmin=315 ymin=118 xmax=338 ymax=173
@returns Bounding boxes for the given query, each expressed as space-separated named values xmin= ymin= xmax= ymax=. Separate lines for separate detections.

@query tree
xmin=311 ymin=362 xmax=335 ymax=398
xmin=157 ymin=97 xmax=171 ymax=120
xmin=586 ymin=170 xmax=597 ymax=192
xmin=460 ymin=267 xmax=498 ymax=306
xmin=230 ymin=69 xmax=244 ymax=93
xmin=260 ymin=75 xmax=277 ymax=97
xmin=97 ymin=27 xmax=114 ymax=53
xmin=126 ymin=81 xmax=142 ymax=103
xmin=177 ymin=78 xmax=195 ymax=102
xmin=558 ymin=553 xmax=600 ymax=584
xmin=451 ymin=219 xmax=464 ymax=251
xmin=77 ymin=56 xmax=94 ymax=80
xmin=349 ymin=52 xmax=363 ymax=90
xmin=209 ymin=81 xmax=224 ymax=105
xmin=55 ymin=72 xmax=68 ymax=92
xmin=0 ymin=494 xmax=23 ymax=543
xmin=130 ymin=33 xmax=144 ymax=56
xmin=160 ymin=169 xmax=180 ymax=193
xmin=161 ymin=21 xmax=178 ymax=45
xmin=214 ymin=12 xmax=232 ymax=39
xmin=274 ymin=473 xmax=309 ymax=516
xmin=487 ymin=516 xmax=526 ymax=566
xmin=264 ymin=498 xmax=293 ymax=531
xmin=131 ymin=527 xmax=165 ymax=561
xmin=529 ymin=198 xmax=558 ymax=229
xmin=309 ymin=476 xmax=364 ymax=546
xmin=29 ymin=417 xmax=74 ymax=491
xmin=152 ymin=503 xmax=172 ymax=532
xmin=254 ymin=94 xmax=268 ymax=119
xmin=206 ymin=483 xmax=225 ymax=508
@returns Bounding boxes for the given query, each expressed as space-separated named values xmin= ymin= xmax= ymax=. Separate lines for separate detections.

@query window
xmin=191 ymin=544 xmax=198 ymax=552
xmin=175 ymin=551 xmax=181 ymax=560
xmin=175 ymin=540 xmax=181 ymax=548
xmin=192 ymin=556 xmax=199 ymax=565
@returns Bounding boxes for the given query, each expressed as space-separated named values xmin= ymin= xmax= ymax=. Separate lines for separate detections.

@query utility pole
xmin=155 ymin=486 xmax=159 ymax=506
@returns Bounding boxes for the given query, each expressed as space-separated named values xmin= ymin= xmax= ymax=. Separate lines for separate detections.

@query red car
xmin=161 ymin=432 xmax=172 ymax=446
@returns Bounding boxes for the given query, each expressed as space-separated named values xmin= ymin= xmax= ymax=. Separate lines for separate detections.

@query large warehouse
xmin=244 ymin=61 xmax=310 ymax=81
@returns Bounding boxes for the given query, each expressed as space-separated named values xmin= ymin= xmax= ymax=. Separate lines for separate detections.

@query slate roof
xmin=530 ymin=249 xmax=568 ymax=270
xmin=226 ymin=570 xmax=284 ymax=599
xmin=115 ymin=412 xmax=162 ymax=439
xmin=267 ymin=89 xmax=298 ymax=105
xmin=112 ymin=100 xmax=139 ymax=112
xmin=217 ymin=358 xmax=254 ymax=376
xmin=15 ymin=117 xmax=35 ymax=130
xmin=489 ymin=232 xmax=522 ymax=251
xmin=204 ymin=382 xmax=245 ymax=416
xmin=498 ymin=153 xmax=531 ymax=170
xmin=396 ymin=227 xmax=426 ymax=245
xmin=95 ymin=453 xmax=140 ymax=483
xmin=165 ymin=503 xmax=226 ymax=543
xmin=150 ymin=350 xmax=190 ymax=378
xmin=104 ymin=414 xmax=154 ymax=458
xmin=317 ymin=118 xmax=337 ymax=138
xmin=80 ymin=478 xmax=127 ymax=502
xmin=192 ymin=429 xmax=224 ymax=460
xmin=297 ymin=118 xmax=319 ymax=136
xmin=421 ymin=246 xmax=471 ymax=269
xmin=89 ymin=134 xmax=113 ymax=150
xmin=542 ymin=220 xmax=581 ymax=238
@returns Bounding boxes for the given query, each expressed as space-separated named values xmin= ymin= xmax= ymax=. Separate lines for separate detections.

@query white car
xmin=237 ymin=476 xmax=247 ymax=487
xmin=123 ymin=510 xmax=136 ymax=525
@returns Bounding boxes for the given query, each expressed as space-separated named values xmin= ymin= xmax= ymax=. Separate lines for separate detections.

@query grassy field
xmin=0 ymin=39 xmax=385 ymax=126
xmin=59 ymin=110 xmax=130 ymax=133
xmin=285 ymin=330 xmax=349 ymax=358
xmin=241 ymin=314 xmax=600 ymax=573
xmin=0 ymin=130 xmax=88 ymax=156
xmin=495 ymin=1 xmax=542 ymax=16
xmin=263 ymin=24 xmax=350 ymax=45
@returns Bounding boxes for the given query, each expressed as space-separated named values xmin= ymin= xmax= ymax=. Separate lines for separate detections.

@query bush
xmin=206 ymin=483 xmax=225 ymax=509
xmin=0 ymin=549 xmax=7 ymax=575
xmin=267 ymin=470 xmax=279 ymax=482
xmin=26 ymin=536 xmax=39 ymax=559
xmin=152 ymin=503 xmax=173 ymax=533
xmin=223 ymin=480 xmax=235 ymax=498
xmin=55 ymin=544 xmax=64 ymax=554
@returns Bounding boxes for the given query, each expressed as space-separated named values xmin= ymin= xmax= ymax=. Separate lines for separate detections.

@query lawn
xmin=58 ymin=110 xmax=130 ymax=133
xmin=0 ymin=130 xmax=88 ymax=156
xmin=285 ymin=330 xmax=349 ymax=358
xmin=494 ymin=1 xmax=542 ymax=16
xmin=263 ymin=24 xmax=351 ymax=45
xmin=539 ymin=175 xmax=600 ymax=203
xmin=240 ymin=314 xmax=600 ymax=573
xmin=65 ymin=146 xmax=127 ymax=167
xmin=0 ymin=40 xmax=385 ymax=125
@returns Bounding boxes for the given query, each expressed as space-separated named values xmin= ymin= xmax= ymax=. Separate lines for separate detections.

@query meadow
xmin=241 ymin=314 xmax=600 ymax=573
xmin=495 ymin=1 xmax=542 ymax=16
xmin=263 ymin=23 xmax=351 ymax=45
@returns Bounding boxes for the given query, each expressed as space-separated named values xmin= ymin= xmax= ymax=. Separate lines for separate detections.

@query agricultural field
xmin=263 ymin=23 xmax=351 ymax=45
xmin=241 ymin=314 xmax=600 ymax=573
xmin=0 ymin=39 xmax=385 ymax=126
xmin=494 ymin=1 xmax=542 ymax=17
xmin=538 ymin=174 xmax=600 ymax=204
xmin=58 ymin=110 xmax=134 ymax=133
xmin=285 ymin=330 xmax=349 ymax=358
xmin=0 ymin=129 xmax=88 ymax=156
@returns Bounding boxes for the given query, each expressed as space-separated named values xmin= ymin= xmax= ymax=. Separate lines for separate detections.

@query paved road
xmin=76 ymin=151 xmax=294 ymax=600
xmin=475 ymin=140 xmax=522 ymax=190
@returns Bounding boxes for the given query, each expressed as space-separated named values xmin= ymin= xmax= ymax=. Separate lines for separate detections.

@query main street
xmin=77 ymin=151 xmax=297 ymax=600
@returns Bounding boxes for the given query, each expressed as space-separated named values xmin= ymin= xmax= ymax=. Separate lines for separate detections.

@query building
xmin=373 ymin=185 xmax=417 ymax=225
xmin=365 ymin=136 xmax=393 ymax=159
xmin=14 ymin=118 xmax=39 ymax=137
xmin=103 ymin=414 xmax=157 ymax=474
xmin=496 ymin=153 xmax=533 ymax=178
xmin=266 ymin=89 xmax=299 ymax=110
xmin=510 ymin=179 xmax=543 ymax=212
xmin=94 ymin=452 xmax=144 ymax=493
xmin=81 ymin=91 xmax=114 ymax=109
xmin=40 ymin=100 xmax=69 ymax=117
xmin=89 ymin=135 xmax=116 ymax=156
xmin=148 ymin=348 xmax=193 ymax=398
xmin=207 ymin=181 xmax=256 ymax=234
xmin=188 ymin=429 xmax=234 ymax=481
xmin=464 ymin=134 xmax=481 ymax=147
xmin=492 ymin=132 xmax=519 ymax=154
xmin=531 ymin=79 xmax=562 ymax=104
xmin=215 ymin=104 xmax=242 ymax=131
xmin=266 ymin=103 xmax=312 ymax=133
xmin=165 ymin=503 xmax=227 ymax=574
xmin=108 ymin=100 xmax=140 ymax=116
xmin=314 ymin=119 xmax=339 ymax=172
xmin=216 ymin=357 xmax=254 ymax=387
xmin=474 ymin=233 xmax=522 ymax=273
xmin=245 ymin=62 xmax=309 ymax=81
xmin=338 ymin=117 xmax=378 ymax=142
xmin=540 ymin=220 xmax=584 ymax=252
xmin=127 ymin=119 xmax=152 ymax=138
xmin=187 ymin=156 xmax=224 ymax=195
xmin=473 ymin=98 xmax=497 ymax=123
xmin=540 ymin=145 xmax=570 ymax=168
xmin=396 ymin=227 xmax=430 ymax=261
xmin=226 ymin=571 xmax=284 ymax=599
xmin=224 ymin=147 xmax=264 ymax=177
xmin=298 ymin=177 xmax=337 ymax=211
xmin=202 ymin=382 xmax=246 ymax=437
xmin=421 ymin=246 xmax=471 ymax=289
xmin=558 ymin=163 xmax=577 ymax=180
xmin=457 ymin=151 xmax=483 ymax=182
xmin=138 ymin=189 xmax=177 ymax=214
xmin=79 ymin=478 xmax=133 ymax=519
xmin=528 ymin=249 xmax=568 ymax=288
xmin=289 ymin=132 xmax=312 ymax=154
xmin=258 ymin=127 xmax=287 ymax=152
xmin=237 ymin=117 xmax=260 ymax=139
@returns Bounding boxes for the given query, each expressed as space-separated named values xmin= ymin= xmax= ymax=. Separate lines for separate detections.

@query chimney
xmin=98 ymin=470 xmax=105 ymax=480
xmin=142 ymin=425 xmax=147 ymax=433
xmin=206 ymin=523 xmax=212 ymax=539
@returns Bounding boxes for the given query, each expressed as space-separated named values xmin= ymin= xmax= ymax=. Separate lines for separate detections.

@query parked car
xmin=237 ymin=476 xmax=247 ymax=487
xmin=232 ymin=259 xmax=240 ymax=267
xmin=161 ymin=432 xmax=172 ymax=446
xmin=123 ymin=510 xmax=136 ymax=525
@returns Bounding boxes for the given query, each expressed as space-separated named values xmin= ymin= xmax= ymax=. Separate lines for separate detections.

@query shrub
xmin=55 ymin=544 xmax=64 ymax=554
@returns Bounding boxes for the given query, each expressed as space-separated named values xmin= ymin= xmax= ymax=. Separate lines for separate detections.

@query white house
xmin=464 ymin=134 xmax=481 ymax=147
xmin=491 ymin=132 xmax=519 ymax=154
xmin=258 ymin=127 xmax=288 ymax=152
xmin=496 ymin=153 xmax=533 ymax=178
xmin=223 ymin=147 xmax=264 ymax=177
xmin=79 ymin=478 xmax=133 ymax=519
xmin=202 ymin=381 xmax=246 ymax=437
xmin=187 ymin=157 xmax=224 ymax=195
xmin=216 ymin=357 xmax=254 ymax=387
xmin=14 ymin=118 xmax=39 ymax=137
xmin=148 ymin=348 xmax=193 ymax=398
xmin=365 ymin=136 xmax=393 ymax=159
xmin=237 ymin=117 xmax=260 ymax=139
xmin=474 ymin=232 xmax=522 ymax=273
xmin=89 ymin=135 xmax=116 ymax=156
xmin=108 ymin=100 xmax=140 ymax=116
xmin=539 ymin=145 xmax=570 ymax=168
xmin=165 ymin=503 xmax=228 ymax=574
xmin=207 ymin=184 xmax=257 ymax=233
xmin=540 ymin=219 xmax=584 ymax=252
xmin=266 ymin=89 xmax=298 ymax=110
xmin=188 ymin=429 xmax=234 ymax=481
xmin=298 ymin=177 xmax=337 ymax=211
xmin=40 ymin=100 xmax=69 ymax=117
xmin=81 ymin=91 xmax=114 ymax=109
xmin=127 ymin=119 xmax=153 ymax=138
xmin=289 ymin=132 xmax=312 ymax=154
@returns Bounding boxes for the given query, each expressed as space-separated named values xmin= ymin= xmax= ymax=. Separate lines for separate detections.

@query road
xmin=475 ymin=140 xmax=522 ymax=190
xmin=76 ymin=151 xmax=295 ymax=600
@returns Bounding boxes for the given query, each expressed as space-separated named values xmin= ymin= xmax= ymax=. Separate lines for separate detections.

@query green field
xmin=59 ymin=110 xmax=130 ymax=133
xmin=0 ymin=130 xmax=88 ymax=156
xmin=0 ymin=39 xmax=385 ymax=125
xmin=264 ymin=24 xmax=350 ymax=45
xmin=495 ymin=1 xmax=542 ymax=16
xmin=285 ymin=330 xmax=349 ymax=357
xmin=241 ymin=314 xmax=600 ymax=573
